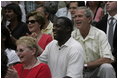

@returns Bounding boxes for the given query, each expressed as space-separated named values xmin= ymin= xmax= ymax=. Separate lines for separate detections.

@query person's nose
xmin=5 ymin=11 xmax=9 ymax=16
xmin=74 ymin=16 xmax=79 ymax=21
xmin=69 ymin=8 xmax=73 ymax=11
xmin=16 ymin=51 xmax=20 ymax=57
xmin=16 ymin=50 xmax=23 ymax=56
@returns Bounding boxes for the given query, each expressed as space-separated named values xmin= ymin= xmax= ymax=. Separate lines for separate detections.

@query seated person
xmin=72 ymin=6 xmax=116 ymax=78
xmin=5 ymin=36 xmax=52 ymax=78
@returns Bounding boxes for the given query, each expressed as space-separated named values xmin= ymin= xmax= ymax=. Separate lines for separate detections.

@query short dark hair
xmin=36 ymin=4 xmax=50 ymax=20
xmin=5 ymin=3 xmax=22 ymax=22
xmin=55 ymin=17 xmax=73 ymax=33
xmin=67 ymin=1 xmax=85 ymax=8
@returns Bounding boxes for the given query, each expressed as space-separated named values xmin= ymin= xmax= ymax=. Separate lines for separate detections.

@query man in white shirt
xmin=39 ymin=17 xmax=84 ymax=78
xmin=71 ymin=6 xmax=116 ymax=78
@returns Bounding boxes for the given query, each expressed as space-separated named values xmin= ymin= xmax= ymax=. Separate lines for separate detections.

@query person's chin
xmin=76 ymin=26 xmax=81 ymax=29
xmin=54 ymin=36 xmax=57 ymax=40
xmin=54 ymin=36 xmax=59 ymax=41
xmin=6 ymin=19 xmax=11 ymax=21
xmin=29 ymin=29 xmax=34 ymax=33
xmin=20 ymin=58 xmax=24 ymax=63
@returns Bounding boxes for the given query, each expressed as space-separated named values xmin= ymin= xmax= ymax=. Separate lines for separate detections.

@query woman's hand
xmin=5 ymin=66 xmax=19 ymax=78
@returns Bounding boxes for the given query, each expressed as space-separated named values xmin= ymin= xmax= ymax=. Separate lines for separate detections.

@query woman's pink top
xmin=94 ymin=7 xmax=104 ymax=22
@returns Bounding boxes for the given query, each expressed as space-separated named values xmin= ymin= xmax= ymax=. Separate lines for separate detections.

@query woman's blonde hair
xmin=16 ymin=36 xmax=42 ymax=57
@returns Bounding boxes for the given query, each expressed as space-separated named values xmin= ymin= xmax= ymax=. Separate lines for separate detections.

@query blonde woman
xmin=6 ymin=36 xmax=52 ymax=78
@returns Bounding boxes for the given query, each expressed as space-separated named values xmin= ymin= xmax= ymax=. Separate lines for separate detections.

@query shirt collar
xmin=74 ymin=25 xmax=95 ymax=40
xmin=45 ymin=21 xmax=53 ymax=30
xmin=108 ymin=14 xmax=117 ymax=20
xmin=56 ymin=37 xmax=72 ymax=47
xmin=86 ymin=25 xmax=95 ymax=39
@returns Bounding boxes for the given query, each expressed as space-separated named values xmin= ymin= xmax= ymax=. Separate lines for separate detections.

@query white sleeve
xmin=99 ymin=31 xmax=114 ymax=60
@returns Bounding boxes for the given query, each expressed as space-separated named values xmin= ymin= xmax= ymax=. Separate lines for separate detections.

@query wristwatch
xmin=84 ymin=64 xmax=88 ymax=69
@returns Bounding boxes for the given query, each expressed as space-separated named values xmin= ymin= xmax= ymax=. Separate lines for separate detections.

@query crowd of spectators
xmin=1 ymin=1 xmax=117 ymax=78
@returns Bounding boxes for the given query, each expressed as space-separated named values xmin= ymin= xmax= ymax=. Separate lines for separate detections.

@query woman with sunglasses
xmin=5 ymin=36 xmax=52 ymax=78
xmin=26 ymin=11 xmax=53 ymax=52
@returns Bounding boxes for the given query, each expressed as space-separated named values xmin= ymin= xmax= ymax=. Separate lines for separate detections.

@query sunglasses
xmin=26 ymin=20 xmax=37 ymax=24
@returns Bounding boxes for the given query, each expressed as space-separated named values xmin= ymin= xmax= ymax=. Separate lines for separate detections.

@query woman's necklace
xmin=20 ymin=59 xmax=38 ymax=77
xmin=24 ymin=59 xmax=38 ymax=69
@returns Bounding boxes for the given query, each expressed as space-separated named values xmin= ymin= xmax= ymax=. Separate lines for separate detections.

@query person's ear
xmin=45 ymin=13 xmax=49 ymax=19
xmin=88 ymin=17 xmax=92 ymax=23
xmin=66 ymin=27 xmax=71 ymax=33
xmin=31 ymin=48 xmax=36 ymax=56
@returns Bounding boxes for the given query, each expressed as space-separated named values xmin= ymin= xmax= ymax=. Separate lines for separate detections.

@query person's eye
xmin=19 ymin=49 xmax=24 ymax=52
xmin=17 ymin=49 xmax=24 ymax=53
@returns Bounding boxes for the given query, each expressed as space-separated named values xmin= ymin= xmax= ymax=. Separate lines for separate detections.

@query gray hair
xmin=77 ymin=6 xmax=94 ymax=18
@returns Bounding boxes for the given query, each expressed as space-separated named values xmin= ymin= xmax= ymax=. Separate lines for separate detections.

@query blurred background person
xmin=1 ymin=50 xmax=8 ymax=78
xmin=55 ymin=1 xmax=71 ymax=20
xmin=36 ymin=5 xmax=54 ymax=37
xmin=35 ymin=1 xmax=58 ymax=23
xmin=86 ymin=1 xmax=104 ymax=26
xmin=68 ymin=1 xmax=85 ymax=29
xmin=25 ymin=1 xmax=36 ymax=14
xmin=96 ymin=1 xmax=117 ymax=75
xmin=1 ymin=27 xmax=20 ymax=66
xmin=11 ymin=1 xmax=26 ymax=22
xmin=2 ymin=3 xmax=30 ymax=50
xmin=44 ymin=1 xmax=58 ymax=23
xmin=69 ymin=1 xmax=85 ymax=19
